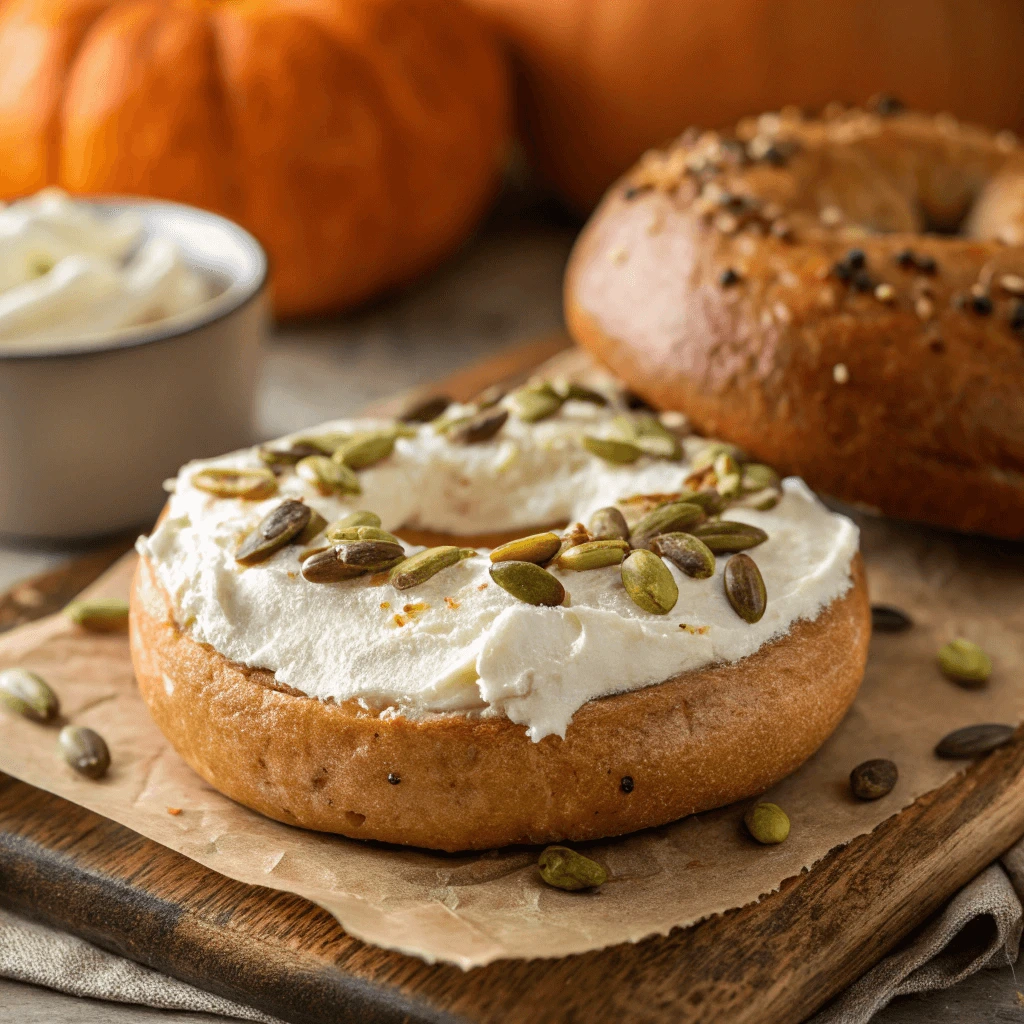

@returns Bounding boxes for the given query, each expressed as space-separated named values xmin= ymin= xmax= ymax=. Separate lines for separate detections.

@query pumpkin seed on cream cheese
xmin=724 ymin=553 xmax=767 ymax=623
xmin=621 ymin=549 xmax=678 ymax=614
xmin=191 ymin=466 xmax=278 ymax=500
xmin=588 ymin=506 xmax=629 ymax=542
xmin=489 ymin=532 xmax=562 ymax=565
xmin=333 ymin=430 xmax=397 ymax=470
xmin=556 ymin=539 xmax=629 ymax=571
xmin=650 ymin=532 xmax=716 ymax=579
xmin=296 ymin=455 xmax=360 ymax=496
xmin=235 ymin=500 xmax=311 ymax=566
xmin=582 ymin=435 xmax=642 ymax=464
xmin=489 ymin=561 xmax=565 ymax=606
xmin=446 ymin=408 xmax=508 ymax=445
xmin=400 ymin=394 xmax=451 ymax=423
xmin=390 ymin=546 xmax=464 ymax=590
xmin=630 ymin=501 xmax=705 ymax=550
xmin=690 ymin=520 xmax=768 ymax=553
xmin=511 ymin=382 xmax=564 ymax=423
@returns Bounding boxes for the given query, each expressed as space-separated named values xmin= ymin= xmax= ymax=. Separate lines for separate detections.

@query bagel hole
xmin=344 ymin=810 xmax=366 ymax=828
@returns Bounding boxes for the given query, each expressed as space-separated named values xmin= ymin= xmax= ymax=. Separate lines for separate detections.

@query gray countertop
xmin=0 ymin=193 xmax=1016 ymax=1023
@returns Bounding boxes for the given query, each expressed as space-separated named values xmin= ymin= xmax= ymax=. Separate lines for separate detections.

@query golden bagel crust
xmin=130 ymin=552 xmax=869 ymax=852
xmin=565 ymin=108 xmax=1024 ymax=539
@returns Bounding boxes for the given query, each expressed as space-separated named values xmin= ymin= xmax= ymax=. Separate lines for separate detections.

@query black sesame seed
xmin=620 ymin=776 xmax=634 ymax=794
xmin=875 ymin=95 xmax=905 ymax=117
xmin=387 ymin=773 xmax=401 ymax=785
xmin=916 ymin=255 xmax=938 ymax=275
xmin=832 ymin=261 xmax=853 ymax=283
xmin=1011 ymin=301 xmax=1024 ymax=333
xmin=623 ymin=390 xmax=654 ymax=411
xmin=720 ymin=267 xmax=742 ymax=287
xmin=896 ymin=249 xmax=917 ymax=269
xmin=846 ymin=249 xmax=866 ymax=270
xmin=972 ymin=294 xmax=993 ymax=315
xmin=852 ymin=270 xmax=875 ymax=292
xmin=623 ymin=186 xmax=640 ymax=200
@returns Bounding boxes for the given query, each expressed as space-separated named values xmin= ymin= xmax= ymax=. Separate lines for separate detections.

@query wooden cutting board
xmin=2 ymin=333 xmax=1024 ymax=1024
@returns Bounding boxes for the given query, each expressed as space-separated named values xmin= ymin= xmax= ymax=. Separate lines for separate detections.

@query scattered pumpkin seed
xmin=630 ymin=501 xmax=705 ymax=549
xmin=849 ymin=759 xmax=898 ymax=800
xmin=732 ymin=487 xmax=782 ymax=511
xmin=0 ymin=668 xmax=59 ymax=722
xmin=490 ymin=532 xmax=562 ymax=565
xmin=938 ymin=639 xmax=992 ymax=687
xmin=58 ymin=725 xmax=110 ymax=779
xmin=724 ymin=553 xmax=767 ymax=623
xmin=335 ymin=539 xmax=406 ymax=569
xmin=65 ymin=597 xmax=131 ymax=632
xmin=400 ymin=394 xmax=451 ymax=423
xmin=557 ymin=381 xmax=607 ymax=406
xmin=333 ymin=430 xmax=397 ymax=470
xmin=538 ymin=846 xmax=607 ymax=891
xmin=744 ymin=802 xmax=790 ymax=844
xmin=631 ymin=414 xmax=683 ymax=460
xmin=191 ymin=466 xmax=278 ymax=500
xmin=390 ymin=546 xmax=464 ymax=590
xmin=691 ymin=441 xmax=746 ymax=474
xmin=490 ymin=561 xmax=566 ymax=606
xmin=334 ymin=510 xmax=383 ymax=529
xmin=871 ymin=605 xmax=913 ymax=632
xmin=741 ymin=463 xmax=781 ymax=492
xmin=582 ymin=436 xmax=642 ymax=464
xmin=235 ymin=500 xmax=311 ymax=565
xmin=688 ymin=489 xmax=727 ymax=516
xmin=446 ymin=408 xmax=509 ymax=445
xmin=511 ymin=382 xmax=564 ymax=423
xmin=473 ymin=385 xmax=506 ymax=409
xmin=258 ymin=440 xmax=323 ymax=467
xmin=295 ymin=508 xmax=329 ymax=545
xmin=621 ymin=549 xmax=678 ymax=614
xmin=296 ymin=455 xmax=361 ymax=496
xmin=713 ymin=453 xmax=743 ymax=497
xmin=935 ymin=724 xmax=1015 ymax=759
xmin=556 ymin=539 xmax=630 ymax=571
xmin=326 ymin=524 xmax=402 ymax=545
xmin=650 ymin=532 xmax=716 ymax=579
xmin=301 ymin=549 xmax=371 ymax=583
xmin=690 ymin=520 xmax=768 ymax=553
xmin=588 ymin=506 xmax=630 ymax=542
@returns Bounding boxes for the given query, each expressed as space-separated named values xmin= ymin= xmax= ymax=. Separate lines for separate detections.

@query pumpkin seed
xmin=690 ymin=520 xmax=768 ymax=553
xmin=557 ymin=381 xmax=607 ymax=406
xmin=849 ymin=759 xmax=898 ymax=800
xmin=650 ymin=532 xmax=716 ymax=579
xmin=741 ymin=463 xmax=781 ymax=493
xmin=335 ymin=540 xmax=406 ymax=568
xmin=556 ymin=539 xmax=630 ymax=571
xmin=400 ymin=394 xmax=451 ymax=423
xmin=724 ymin=553 xmax=767 ymax=623
xmin=446 ymin=408 xmax=508 ymax=445
xmin=334 ymin=510 xmax=383 ymax=529
xmin=511 ymin=383 xmax=564 ymax=423
xmin=58 ymin=725 xmax=110 ymax=779
xmin=326 ymin=524 xmax=402 ymax=545
xmin=588 ymin=506 xmax=630 ymax=542
xmin=235 ymin=500 xmax=311 ymax=565
xmin=621 ymin=549 xmax=678 ymax=614
xmin=630 ymin=501 xmax=705 ymax=549
xmin=582 ymin=436 xmax=642 ymax=464
xmin=871 ymin=605 xmax=913 ymax=632
xmin=490 ymin=561 xmax=566 ymax=606
xmin=691 ymin=441 xmax=746 ymax=474
xmin=732 ymin=487 xmax=782 ymax=511
xmin=296 ymin=455 xmax=361 ymax=496
xmin=714 ymin=453 xmax=742 ymax=497
xmin=473 ymin=385 xmax=506 ymax=409
xmin=333 ymin=430 xmax=397 ymax=470
xmin=936 ymin=724 xmax=1015 ymax=759
xmin=744 ymin=802 xmax=790 ymax=844
xmin=631 ymin=414 xmax=682 ymax=460
xmin=0 ymin=668 xmax=59 ymax=722
xmin=688 ymin=489 xmax=727 ymax=516
xmin=489 ymin=532 xmax=562 ymax=565
xmin=191 ymin=467 xmax=278 ymax=500
xmin=258 ymin=440 xmax=323 ymax=466
xmin=296 ymin=508 xmax=328 ymax=545
xmin=538 ymin=846 xmax=607 ymax=891
xmin=301 ymin=549 xmax=371 ymax=583
xmin=65 ymin=597 xmax=130 ymax=632
xmin=938 ymin=639 xmax=992 ymax=687
xmin=390 ymin=546 xmax=464 ymax=590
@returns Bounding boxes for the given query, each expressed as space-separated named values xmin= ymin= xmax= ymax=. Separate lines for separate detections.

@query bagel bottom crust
xmin=130 ymin=554 xmax=869 ymax=852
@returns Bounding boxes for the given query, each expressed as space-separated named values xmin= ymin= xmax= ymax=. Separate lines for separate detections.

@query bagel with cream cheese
xmin=130 ymin=384 xmax=869 ymax=851
xmin=565 ymin=105 xmax=1024 ymax=539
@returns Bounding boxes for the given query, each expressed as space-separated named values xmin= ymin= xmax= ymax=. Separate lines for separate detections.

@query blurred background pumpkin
xmin=0 ymin=0 xmax=512 ymax=317
xmin=467 ymin=0 xmax=1024 ymax=212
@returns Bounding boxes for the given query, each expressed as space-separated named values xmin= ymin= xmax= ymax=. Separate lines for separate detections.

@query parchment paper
xmin=0 ymin=517 xmax=1022 ymax=969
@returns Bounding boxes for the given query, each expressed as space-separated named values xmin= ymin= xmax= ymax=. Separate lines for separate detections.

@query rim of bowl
xmin=0 ymin=196 xmax=269 ymax=362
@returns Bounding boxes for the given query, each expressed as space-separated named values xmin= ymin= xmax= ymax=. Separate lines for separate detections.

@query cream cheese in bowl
xmin=0 ymin=189 xmax=212 ymax=350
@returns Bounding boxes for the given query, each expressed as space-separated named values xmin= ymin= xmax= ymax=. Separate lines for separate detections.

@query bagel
xmin=565 ymin=106 xmax=1024 ymax=539
xmin=130 ymin=389 xmax=868 ymax=851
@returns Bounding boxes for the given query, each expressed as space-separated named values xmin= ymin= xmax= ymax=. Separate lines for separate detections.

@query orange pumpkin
xmin=468 ymin=0 xmax=1024 ymax=212
xmin=0 ymin=0 xmax=511 ymax=316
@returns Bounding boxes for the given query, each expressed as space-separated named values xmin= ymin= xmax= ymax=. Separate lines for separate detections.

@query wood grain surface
xmin=1 ymin=335 xmax=1023 ymax=1024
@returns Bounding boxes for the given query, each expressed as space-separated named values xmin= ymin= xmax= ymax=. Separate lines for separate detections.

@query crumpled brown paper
xmin=0 ymin=517 xmax=1022 ymax=968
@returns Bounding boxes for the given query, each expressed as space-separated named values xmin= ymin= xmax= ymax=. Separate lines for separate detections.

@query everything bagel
xmin=565 ymin=105 xmax=1024 ymax=539
xmin=130 ymin=388 xmax=868 ymax=850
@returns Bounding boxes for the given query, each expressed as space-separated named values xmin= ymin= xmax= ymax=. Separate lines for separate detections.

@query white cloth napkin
xmin=4 ymin=838 xmax=1024 ymax=1023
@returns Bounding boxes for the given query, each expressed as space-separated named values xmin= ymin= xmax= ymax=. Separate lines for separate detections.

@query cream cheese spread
xmin=137 ymin=401 xmax=859 ymax=741
xmin=0 ymin=188 xmax=210 ymax=350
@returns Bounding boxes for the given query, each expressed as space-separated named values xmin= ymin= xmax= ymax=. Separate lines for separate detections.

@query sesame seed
xmin=852 ymin=270 xmax=875 ymax=292
xmin=623 ymin=186 xmax=642 ymax=200
xmin=621 ymin=776 xmax=635 ymax=794
xmin=874 ymin=94 xmax=905 ymax=116
xmin=387 ymin=772 xmax=401 ymax=785
xmin=916 ymin=255 xmax=938 ymax=275
xmin=719 ymin=267 xmax=742 ymax=287
xmin=915 ymin=297 xmax=934 ymax=320
xmin=874 ymin=283 xmax=896 ymax=302
xmin=831 ymin=261 xmax=853 ymax=283
xmin=1000 ymin=274 xmax=1024 ymax=296
xmin=714 ymin=212 xmax=739 ymax=234
xmin=820 ymin=206 xmax=843 ymax=227
xmin=846 ymin=249 xmax=866 ymax=270
xmin=1011 ymin=301 xmax=1024 ymax=333
xmin=832 ymin=363 xmax=850 ymax=384
xmin=609 ymin=247 xmax=628 ymax=265
xmin=896 ymin=249 xmax=917 ymax=269
xmin=972 ymin=294 xmax=993 ymax=315
xmin=771 ymin=220 xmax=794 ymax=241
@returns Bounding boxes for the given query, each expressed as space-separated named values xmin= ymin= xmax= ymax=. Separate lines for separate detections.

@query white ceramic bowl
xmin=0 ymin=198 xmax=268 ymax=540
